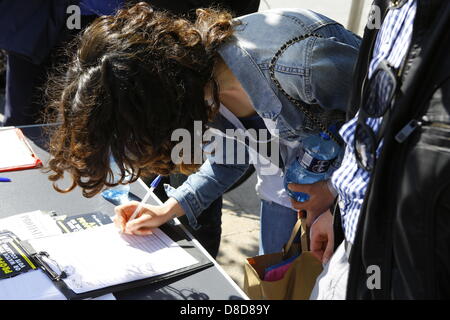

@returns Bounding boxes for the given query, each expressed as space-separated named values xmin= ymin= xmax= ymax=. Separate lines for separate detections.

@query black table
xmin=0 ymin=126 xmax=247 ymax=300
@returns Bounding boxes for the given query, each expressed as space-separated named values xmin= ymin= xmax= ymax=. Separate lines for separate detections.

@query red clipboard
xmin=0 ymin=128 xmax=42 ymax=172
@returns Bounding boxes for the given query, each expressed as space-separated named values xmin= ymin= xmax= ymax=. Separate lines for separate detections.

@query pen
xmin=128 ymin=175 xmax=162 ymax=222
xmin=0 ymin=177 xmax=12 ymax=182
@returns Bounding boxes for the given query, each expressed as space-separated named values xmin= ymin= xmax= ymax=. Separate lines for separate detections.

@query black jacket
xmin=346 ymin=0 xmax=450 ymax=299
xmin=138 ymin=0 xmax=260 ymax=19
xmin=0 ymin=0 xmax=259 ymax=65
xmin=0 ymin=1 xmax=76 ymax=65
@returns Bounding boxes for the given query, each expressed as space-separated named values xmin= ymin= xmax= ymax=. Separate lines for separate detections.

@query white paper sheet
xmin=0 ymin=269 xmax=117 ymax=300
xmin=28 ymin=224 xmax=198 ymax=294
xmin=0 ymin=211 xmax=63 ymax=240
xmin=0 ymin=269 xmax=67 ymax=300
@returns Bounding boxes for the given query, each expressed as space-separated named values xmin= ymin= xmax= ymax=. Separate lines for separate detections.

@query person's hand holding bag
xmin=309 ymin=210 xmax=334 ymax=264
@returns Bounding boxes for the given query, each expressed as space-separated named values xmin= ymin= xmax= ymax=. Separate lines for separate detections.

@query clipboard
xmin=0 ymin=128 xmax=42 ymax=172
xmin=0 ymin=222 xmax=213 ymax=300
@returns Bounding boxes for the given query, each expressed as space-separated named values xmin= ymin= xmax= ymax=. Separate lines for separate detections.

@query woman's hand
xmin=288 ymin=180 xmax=336 ymax=226
xmin=113 ymin=198 xmax=184 ymax=235
xmin=309 ymin=210 xmax=334 ymax=264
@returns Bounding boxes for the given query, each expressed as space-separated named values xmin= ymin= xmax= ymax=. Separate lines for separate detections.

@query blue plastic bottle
xmin=284 ymin=132 xmax=340 ymax=202
xmin=101 ymin=155 xmax=131 ymax=205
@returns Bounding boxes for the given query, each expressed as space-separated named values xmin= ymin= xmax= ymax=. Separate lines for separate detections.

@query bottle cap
xmin=319 ymin=132 xmax=331 ymax=140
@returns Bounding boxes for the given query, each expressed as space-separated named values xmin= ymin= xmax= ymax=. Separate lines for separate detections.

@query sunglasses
xmin=354 ymin=60 xmax=399 ymax=172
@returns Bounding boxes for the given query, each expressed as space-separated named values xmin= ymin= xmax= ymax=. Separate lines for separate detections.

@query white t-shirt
xmin=218 ymin=105 xmax=298 ymax=209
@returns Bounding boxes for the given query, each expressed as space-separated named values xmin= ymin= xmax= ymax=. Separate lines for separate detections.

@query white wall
xmin=259 ymin=0 xmax=373 ymax=35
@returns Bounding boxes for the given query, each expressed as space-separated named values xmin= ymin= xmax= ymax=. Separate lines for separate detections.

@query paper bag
xmin=243 ymin=218 xmax=323 ymax=300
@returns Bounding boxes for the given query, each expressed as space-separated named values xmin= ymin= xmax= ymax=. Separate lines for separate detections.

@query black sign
xmin=55 ymin=212 xmax=113 ymax=233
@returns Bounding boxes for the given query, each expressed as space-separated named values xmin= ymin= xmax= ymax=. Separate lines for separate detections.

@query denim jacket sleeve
xmin=164 ymin=159 xmax=249 ymax=230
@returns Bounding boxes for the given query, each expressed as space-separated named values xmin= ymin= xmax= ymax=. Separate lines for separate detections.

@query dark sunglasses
xmin=354 ymin=60 xmax=399 ymax=172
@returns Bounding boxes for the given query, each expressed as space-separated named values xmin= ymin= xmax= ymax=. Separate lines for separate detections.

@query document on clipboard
xmin=0 ymin=230 xmax=114 ymax=300
xmin=0 ymin=217 xmax=213 ymax=300
xmin=0 ymin=128 xmax=42 ymax=172
xmin=27 ymin=224 xmax=199 ymax=294
xmin=0 ymin=222 xmax=210 ymax=300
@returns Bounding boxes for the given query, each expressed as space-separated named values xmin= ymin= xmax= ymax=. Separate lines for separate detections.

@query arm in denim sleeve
xmin=164 ymin=159 xmax=250 ymax=230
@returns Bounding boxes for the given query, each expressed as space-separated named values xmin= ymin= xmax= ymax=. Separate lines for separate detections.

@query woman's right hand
xmin=113 ymin=198 xmax=184 ymax=235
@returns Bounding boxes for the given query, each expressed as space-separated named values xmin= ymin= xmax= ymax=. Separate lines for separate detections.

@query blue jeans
xmin=259 ymin=199 xmax=298 ymax=255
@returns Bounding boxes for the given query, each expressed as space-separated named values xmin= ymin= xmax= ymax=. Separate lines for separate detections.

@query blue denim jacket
xmin=166 ymin=8 xmax=361 ymax=230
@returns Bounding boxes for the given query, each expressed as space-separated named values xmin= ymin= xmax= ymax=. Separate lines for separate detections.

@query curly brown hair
xmin=45 ymin=2 xmax=234 ymax=197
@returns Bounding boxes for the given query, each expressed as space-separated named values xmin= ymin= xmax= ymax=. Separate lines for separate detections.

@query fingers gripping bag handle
xmin=282 ymin=218 xmax=309 ymax=259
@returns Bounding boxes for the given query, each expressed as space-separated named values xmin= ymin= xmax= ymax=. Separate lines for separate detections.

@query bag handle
xmin=282 ymin=218 xmax=308 ymax=259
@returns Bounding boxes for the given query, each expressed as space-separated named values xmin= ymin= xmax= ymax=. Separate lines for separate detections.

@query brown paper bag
xmin=243 ymin=218 xmax=323 ymax=300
